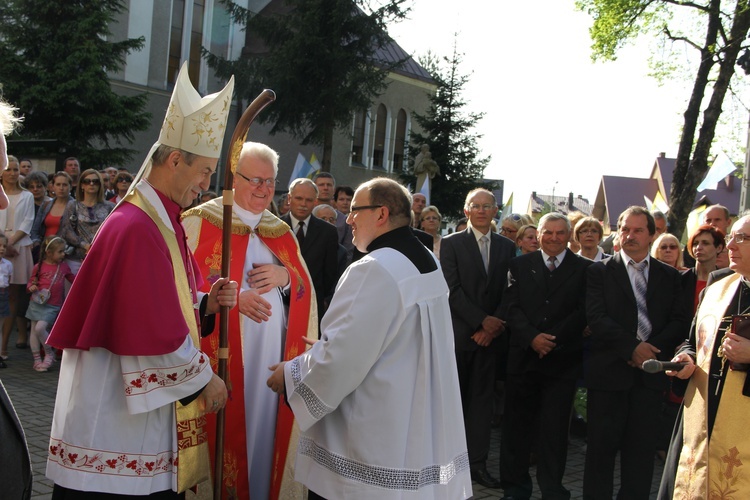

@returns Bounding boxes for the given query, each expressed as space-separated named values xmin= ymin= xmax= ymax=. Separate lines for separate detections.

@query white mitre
xmin=128 ymin=62 xmax=235 ymax=195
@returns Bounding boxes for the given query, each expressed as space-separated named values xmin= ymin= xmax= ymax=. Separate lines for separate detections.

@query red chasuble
xmin=187 ymin=209 xmax=314 ymax=500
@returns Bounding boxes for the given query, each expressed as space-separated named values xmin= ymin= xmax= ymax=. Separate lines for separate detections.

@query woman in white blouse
xmin=574 ymin=217 xmax=609 ymax=262
xmin=0 ymin=155 xmax=35 ymax=358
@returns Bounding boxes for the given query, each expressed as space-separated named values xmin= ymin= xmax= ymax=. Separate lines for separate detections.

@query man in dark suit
xmin=583 ymin=206 xmax=690 ymax=500
xmin=283 ymin=178 xmax=339 ymax=323
xmin=441 ymin=188 xmax=516 ymax=489
xmin=499 ymin=212 xmax=591 ymax=500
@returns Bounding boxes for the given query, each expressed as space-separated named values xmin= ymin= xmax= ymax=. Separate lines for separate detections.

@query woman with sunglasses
xmin=107 ymin=172 xmax=133 ymax=204
xmin=651 ymin=233 xmax=685 ymax=270
xmin=59 ymin=169 xmax=114 ymax=275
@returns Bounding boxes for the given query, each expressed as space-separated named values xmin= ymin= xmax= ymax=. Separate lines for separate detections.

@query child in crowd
xmin=26 ymin=236 xmax=74 ymax=372
xmin=0 ymin=233 xmax=12 ymax=368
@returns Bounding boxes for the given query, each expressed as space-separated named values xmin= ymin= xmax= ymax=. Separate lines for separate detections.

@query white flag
xmin=697 ymin=151 xmax=737 ymax=191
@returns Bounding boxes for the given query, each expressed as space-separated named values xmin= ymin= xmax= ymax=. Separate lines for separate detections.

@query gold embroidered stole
xmin=675 ymin=273 xmax=750 ymax=499
xmin=126 ymin=188 xmax=209 ymax=493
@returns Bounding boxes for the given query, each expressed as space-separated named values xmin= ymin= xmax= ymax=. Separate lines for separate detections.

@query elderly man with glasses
xmin=659 ymin=215 xmax=750 ymax=498
xmin=183 ymin=141 xmax=316 ymax=500
xmin=441 ymin=188 xmax=516 ymax=490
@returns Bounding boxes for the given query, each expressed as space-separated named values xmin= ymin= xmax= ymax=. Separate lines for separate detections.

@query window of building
xmin=168 ymin=0 xmax=186 ymax=85
xmin=372 ymin=104 xmax=388 ymax=169
xmin=168 ymin=0 xmax=208 ymax=87
xmin=351 ymin=109 xmax=366 ymax=166
xmin=392 ymin=109 xmax=407 ymax=171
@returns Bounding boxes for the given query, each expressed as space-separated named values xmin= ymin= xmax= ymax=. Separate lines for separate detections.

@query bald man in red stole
xmin=183 ymin=141 xmax=317 ymax=500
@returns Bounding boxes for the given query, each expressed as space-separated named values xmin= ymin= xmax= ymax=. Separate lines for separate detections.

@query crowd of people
xmin=0 ymin=64 xmax=744 ymax=500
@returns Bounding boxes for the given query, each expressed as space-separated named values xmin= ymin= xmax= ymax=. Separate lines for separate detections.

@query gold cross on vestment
xmin=722 ymin=446 xmax=743 ymax=479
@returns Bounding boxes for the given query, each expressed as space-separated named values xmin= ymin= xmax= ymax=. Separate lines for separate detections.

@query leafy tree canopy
xmin=576 ymin=0 xmax=750 ymax=239
xmin=0 ymin=0 xmax=150 ymax=167
xmin=205 ymin=0 xmax=409 ymax=171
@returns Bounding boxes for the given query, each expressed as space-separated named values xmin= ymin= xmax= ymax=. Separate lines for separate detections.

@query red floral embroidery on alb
xmin=123 ymin=350 xmax=207 ymax=396
xmin=47 ymin=438 xmax=174 ymax=478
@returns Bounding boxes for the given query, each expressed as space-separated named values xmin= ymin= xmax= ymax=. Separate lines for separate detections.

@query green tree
xmin=205 ymin=0 xmax=409 ymax=172
xmin=0 ymin=0 xmax=150 ymax=167
xmin=401 ymin=45 xmax=494 ymax=220
xmin=576 ymin=0 xmax=750 ymax=239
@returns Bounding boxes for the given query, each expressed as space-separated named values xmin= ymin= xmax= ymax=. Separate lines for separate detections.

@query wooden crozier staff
xmin=214 ymin=89 xmax=276 ymax=499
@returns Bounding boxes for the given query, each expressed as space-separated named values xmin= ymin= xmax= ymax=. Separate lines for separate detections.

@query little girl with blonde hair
xmin=27 ymin=236 xmax=74 ymax=371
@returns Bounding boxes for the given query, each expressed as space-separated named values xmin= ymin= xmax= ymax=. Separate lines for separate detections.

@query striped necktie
xmin=630 ymin=259 xmax=652 ymax=341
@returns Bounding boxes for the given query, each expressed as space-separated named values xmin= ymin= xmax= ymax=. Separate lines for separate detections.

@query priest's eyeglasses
xmin=350 ymin=205 xmax=383 ymax=212
xmin=727 ymin=232 xmax=749 ymax=244
xmin=236 ymin=171 xmax=277 ymax=188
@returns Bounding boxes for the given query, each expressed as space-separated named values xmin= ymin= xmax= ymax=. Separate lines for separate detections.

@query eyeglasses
xmin=659 ymin=244 xmax=679 ymax=250
xmin=500 ymin=227 xmax=517 ymax=235
xmin=422 ymin=216 xmax=440 ymax=221
xmin=81 ymin=178 xmax=100 ymax=185
xmin=236 ymin=171 xmax=277 ymax=188
xmin=509 ymin=213 xmax=522 ymax=222
xmin=350 ymin=205 xmax=383 ymax=212
xmin=727 ymin=232 xmax=749 ymax=244
xmin=116 ymin=177 xmax=132 ymax=183
xmin=468 ymin=203 xmax=496 ymax=212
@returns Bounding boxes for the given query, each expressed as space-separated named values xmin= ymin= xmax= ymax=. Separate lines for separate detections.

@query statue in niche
xmin=413 ymin=144 xmax=440 ymax=200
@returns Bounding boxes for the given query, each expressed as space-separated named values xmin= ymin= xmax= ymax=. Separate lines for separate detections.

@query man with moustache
xmin=583 ymin=206 xmax=689 ymax=500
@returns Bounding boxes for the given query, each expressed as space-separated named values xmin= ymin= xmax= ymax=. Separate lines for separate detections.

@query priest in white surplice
xmin=267 ymin=177 xmax=472 ymax=499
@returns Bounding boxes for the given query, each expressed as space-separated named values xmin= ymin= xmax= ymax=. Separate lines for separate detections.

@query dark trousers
xmin=583 ymin=384 xmax=662 ymax=500
xmin=52 ymin=484 xmax=183 ymax=499
xmin=500 ymin=371 xmax=576 ymax=500
xmin=456 ymin=346 xmax=497 ymax=468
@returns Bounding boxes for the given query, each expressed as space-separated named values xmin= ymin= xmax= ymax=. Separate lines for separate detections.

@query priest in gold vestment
xmin=659 ymin=214 xmax=750 ymax=499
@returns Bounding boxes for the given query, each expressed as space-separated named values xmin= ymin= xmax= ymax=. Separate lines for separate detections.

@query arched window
xmin=392 ymin=109 xmax=407 ymax=171
xmin=351 ymin=109 xmax=367 ymax=166
xmin=372 ymin=104 xmax=388 ymax=169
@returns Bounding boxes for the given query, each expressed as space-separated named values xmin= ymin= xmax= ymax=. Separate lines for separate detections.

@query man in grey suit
xmin=441 ymin=188 xmax=516 ymax=489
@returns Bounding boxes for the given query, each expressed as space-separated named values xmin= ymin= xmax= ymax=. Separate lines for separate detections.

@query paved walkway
xmin=1 ymin=342 xmax=665 ymax=499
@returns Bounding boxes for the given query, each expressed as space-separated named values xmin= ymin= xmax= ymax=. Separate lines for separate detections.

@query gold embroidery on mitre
xmin=157 ymin=62 xmax=234 ymax=159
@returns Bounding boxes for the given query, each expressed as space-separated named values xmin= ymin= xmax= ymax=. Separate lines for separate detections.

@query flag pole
xmin=214 ymin=88 xmax=276 ymax=500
